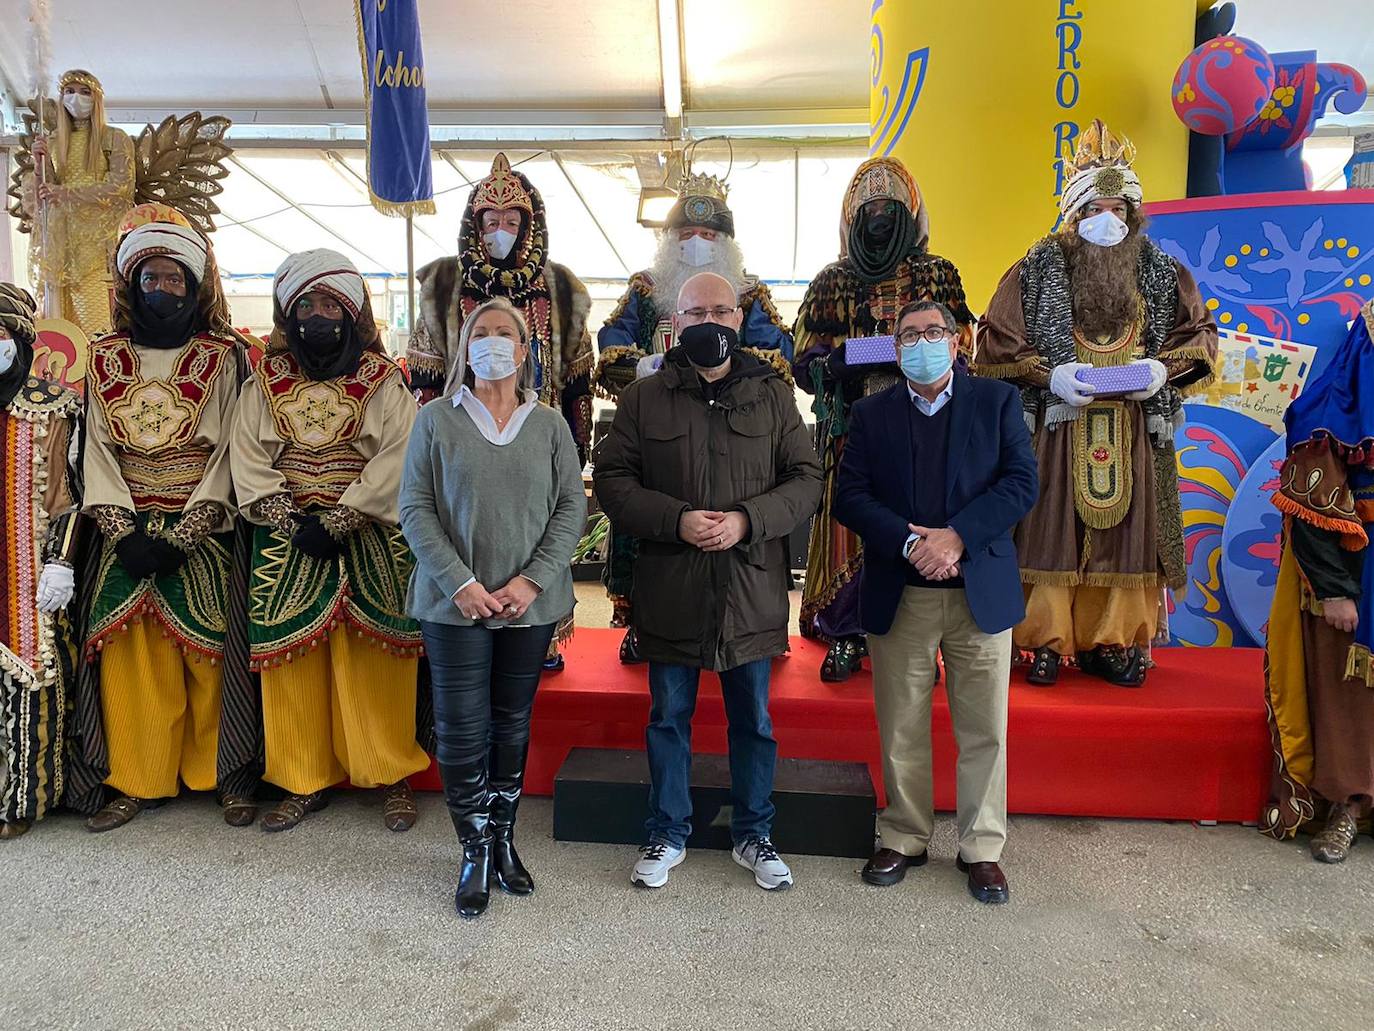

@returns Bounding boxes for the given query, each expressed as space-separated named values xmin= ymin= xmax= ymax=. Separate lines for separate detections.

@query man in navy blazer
xmin=834 ymin=299 xmax=1037 ymax=904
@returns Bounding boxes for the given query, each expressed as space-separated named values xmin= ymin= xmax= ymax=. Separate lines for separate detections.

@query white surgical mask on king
xmin=483 ymin=229 xmax=518 ymax=261
xmin=468 ymin=337 xmax=519 ymax=381
xmin=0 ymin=337 xmax=15 ymax=374
xmin=63 ymin=93 xmax=94 ymax=120
xmin=1077 ymin=209 xmax=1129 ymax=248
xmin=679 ymin=235 xmax=716 ymax=268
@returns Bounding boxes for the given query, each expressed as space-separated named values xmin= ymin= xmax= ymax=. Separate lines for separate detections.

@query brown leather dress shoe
xmin=86 ymin=795 xmax=161 ymax=833
xmin=221 ymin=794 xmax=258 ymax=828
xmin=260 ymin=791 xmax=328 ymax=832
xmin=956 ymin=855 xmax=1010 ymax=904
xmin=0 ymin=819 xmax=32 ymax=840
xmin=382 ymin=780 xmax=418 ymax=832
xmin=1310 ymin=805 xmax=1358 ymax=864
xmin=861 ymin=847 xmax=928 ymax=886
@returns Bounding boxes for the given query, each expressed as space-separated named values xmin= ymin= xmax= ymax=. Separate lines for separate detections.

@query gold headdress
xmin=58 ymin=69 xmax=104 ymax=95
xmin=666 ymin=170 xmax=733 ymax=235
xmin=842 ymin=157 xmax=921 ymax=227
xmin=470 ymin=153 xmax=534 ymax=216
xmin=1059 ymin=118 xmax=1143 ymax=217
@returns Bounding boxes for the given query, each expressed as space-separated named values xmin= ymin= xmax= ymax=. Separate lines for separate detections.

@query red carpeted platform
xmin=413 ymin=630 xmax=1270 ymax=825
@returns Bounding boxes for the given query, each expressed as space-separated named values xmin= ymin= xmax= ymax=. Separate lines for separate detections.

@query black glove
xmin=114 ymin=531 xmax=164 ymax=582
xmin=148 ymin=538 xmax=189 ymax=577
xmin=291 ymin=514 xmax=345 ymax=560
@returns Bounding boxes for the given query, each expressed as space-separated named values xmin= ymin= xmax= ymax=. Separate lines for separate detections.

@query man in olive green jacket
xmin=594 ymin=272 xmax=822 ymax=893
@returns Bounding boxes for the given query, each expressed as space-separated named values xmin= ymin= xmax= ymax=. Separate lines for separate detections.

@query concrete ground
xmin=3 ymin=797 xmax=1372 ymax=1031
xmin=6 ymin=586 xmax=1373 ymax=1030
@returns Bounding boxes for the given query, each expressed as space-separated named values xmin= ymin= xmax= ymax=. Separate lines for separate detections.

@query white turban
xmin=1059 ymin=164 xmax=1144 ymax=219
xmin=273 ymin=249 xmax=366 ymax=320
xmin=116 ymin=222 xmax=209 ymax=284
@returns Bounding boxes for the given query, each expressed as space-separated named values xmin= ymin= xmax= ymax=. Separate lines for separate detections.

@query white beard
xmin=648 ymin=234 xmax=748 ymax=316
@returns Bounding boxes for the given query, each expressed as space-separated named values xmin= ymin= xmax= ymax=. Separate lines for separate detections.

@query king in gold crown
xmin=470 ymin=153 xmax=534 ymax=216
xmin=666 ymin=169 xmax=735 ymax=236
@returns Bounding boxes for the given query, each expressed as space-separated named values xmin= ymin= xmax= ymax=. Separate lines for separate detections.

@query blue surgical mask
xmin=899 ymin=339 xmax=953 ymax=385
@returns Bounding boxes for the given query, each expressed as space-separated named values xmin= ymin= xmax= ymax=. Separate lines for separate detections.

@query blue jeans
xmin=644 ymin=659 xmax=777 ymax=849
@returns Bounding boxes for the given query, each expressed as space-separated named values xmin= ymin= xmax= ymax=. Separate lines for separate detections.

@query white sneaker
xmin=733 ymin=837 xmax=793 ymax=891
xmin=632 ymin=842 xmax=685 ymax=888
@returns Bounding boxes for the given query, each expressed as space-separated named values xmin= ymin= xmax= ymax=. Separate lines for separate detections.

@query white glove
xmin=35 ymin=563 xmax=75 ymax=614
xmin=635 ymin=353 xmax=664 ymax=380
xmin=1125 ymin=358 xmax=1168 ymax=401
xmin=1049 ymin=362 xmax=1097 ymax=408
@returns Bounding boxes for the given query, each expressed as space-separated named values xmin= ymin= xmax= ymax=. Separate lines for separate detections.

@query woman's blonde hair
xmin=54 ymin=72 xmax=109 ymax=179
xmin=441 ymin=296 xmax=537 ymax=398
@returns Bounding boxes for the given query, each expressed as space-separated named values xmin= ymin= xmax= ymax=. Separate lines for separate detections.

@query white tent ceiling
xmin=0 ymin=1 xmax=1366 ymax=126
xmin=0 ymin=0 xmax=1370 ymax=301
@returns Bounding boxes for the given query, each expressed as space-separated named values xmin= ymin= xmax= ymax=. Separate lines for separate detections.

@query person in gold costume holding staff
xmin=975 ymin=120 xmax=1217 ymax=688
xmin=19 ymin=70 xmax=135 ymax=338
xmin=231 ymin=249 xmax=430 ymax=835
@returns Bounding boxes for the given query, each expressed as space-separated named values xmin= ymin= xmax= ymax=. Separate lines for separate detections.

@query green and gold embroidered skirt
xmin=247 ymin=520 xmax=422 ymax=669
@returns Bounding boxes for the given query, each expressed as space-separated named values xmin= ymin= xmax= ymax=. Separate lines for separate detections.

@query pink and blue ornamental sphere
xmin=1172 ymin=35 xmax=1277 ymax=136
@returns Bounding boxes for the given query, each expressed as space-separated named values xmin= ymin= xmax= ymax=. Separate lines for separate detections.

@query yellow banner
xmin=870 ymin=0 xmax=1194 ymax=307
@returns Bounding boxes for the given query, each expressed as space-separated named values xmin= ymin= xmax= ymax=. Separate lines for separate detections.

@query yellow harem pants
xmin=261 ymin=629 xmax=428 ymax=796
xmin=1014 ymin=584 xmax=1158 ymax=656
xmin=100 ymin=621 xmax=222 ymax=799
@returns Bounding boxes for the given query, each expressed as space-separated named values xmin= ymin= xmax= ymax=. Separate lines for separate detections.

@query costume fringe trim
xmin=1021 ymin=568 xmax=1163 ymax=589
xmin=1272 ymin=491 xmax=1368 ymax=551
xmin=249 ymin=592 xmax=424 ymax=671
xmin=799 ymin=549 xmax=864 ymax=627
xmin=1170 ymin=344 xmax=1220 ymax=400
xmin=742 ymin=347 xmax=795 ymax=387
xmin=1341 ymin=643 xmax=1374 ymax=688
xmin=85 ymin=591 xmax=225 ymax=665
xmin=972 ymin=355 xmax=1041 ymax=381
xmin=592 ymin=346 xmax=645 ymax=402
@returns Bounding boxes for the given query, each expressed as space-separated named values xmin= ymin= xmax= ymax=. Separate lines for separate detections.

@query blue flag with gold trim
xmin=355 ymin=0 xmax=434 ymax=216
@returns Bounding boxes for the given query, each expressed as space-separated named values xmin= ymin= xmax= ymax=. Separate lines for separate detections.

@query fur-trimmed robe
xmin=406 ymin=257 xmax=595 ymax=463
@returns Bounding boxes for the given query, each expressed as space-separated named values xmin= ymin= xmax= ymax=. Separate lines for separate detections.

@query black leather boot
xmin=488 ymin=739 xmax=534 ymax=895
xmin=440 ymin=759 xmax=493 ymax=919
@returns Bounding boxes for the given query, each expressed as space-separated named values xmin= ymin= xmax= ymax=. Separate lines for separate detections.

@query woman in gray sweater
xmin=399 ymin=297 xmax=586 ymax=920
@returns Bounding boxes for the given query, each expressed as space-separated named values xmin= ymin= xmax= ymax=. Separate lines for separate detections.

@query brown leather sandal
xmin=260 ymin=791 xmax=328 ymax=833
xmin=221 ymin=794 xmax=258 ymax=828
xmin=0 ymin=819 xmax=32 ymax=840
xmin=86 ymin=795 xmax=159 ymax=833
xmin=382 ymin=780 xmax=418 ymax=833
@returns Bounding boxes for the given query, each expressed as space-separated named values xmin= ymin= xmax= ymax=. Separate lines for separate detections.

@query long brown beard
xmin=1062 ymin=212 xmax=1147 ymax=340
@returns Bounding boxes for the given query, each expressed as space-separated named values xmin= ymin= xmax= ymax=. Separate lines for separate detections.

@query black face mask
xmin=865 ymin=214 xmax=897 ymax=246
xmin=131 ymin=279 xmax=200 ymax=350
xmin=288 ymin=313 xmax=366 ymax=381
xmin=678 ymin=321 xmax=737 ymax=369
xmin=848 ymin=203 xmax=921 ymax=284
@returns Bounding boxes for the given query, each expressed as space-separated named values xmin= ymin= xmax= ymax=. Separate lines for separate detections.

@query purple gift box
xmin=1075 ymin=364 xmax=1154 ymax=396
xmin=844 ymin=334 xmax=898 ymax=366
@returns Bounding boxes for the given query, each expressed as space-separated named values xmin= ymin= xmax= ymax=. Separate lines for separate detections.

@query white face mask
xmin=1077 ymin=209 xmax=1129 ymax=248
xmin=63 ymin=93 xmax=94 ymax=120
xmin=483 ymin=229 xmax=518 ymax=261
xmin=0 ymin=336 xmax=15 ymax=374
xmin=679 ymin=235 xmax=716 ymax=268
xmin=468 ymin=337 xmax=519 ymax=381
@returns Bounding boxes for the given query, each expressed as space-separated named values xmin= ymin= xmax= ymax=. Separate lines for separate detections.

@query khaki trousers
xmin=868 ymin=587 xmax=1011 ymax=863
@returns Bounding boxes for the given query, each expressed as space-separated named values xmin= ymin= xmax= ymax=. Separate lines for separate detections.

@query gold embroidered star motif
xmin=300 ymin=395 xmax=338 ymax=434
xmin=132 ymin=396 xmax=172 ymax=436
xmin=109 ymin=381 xmax=194 ymax=450
xmin=283 ymin=382 xmax=353 ymax=446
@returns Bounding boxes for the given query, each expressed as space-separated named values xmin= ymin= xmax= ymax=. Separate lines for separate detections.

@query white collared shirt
xmin=906 ymin=373 xmax=955 ymax=417
xmin=453 ymin=385 xmax=539 ymax=446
